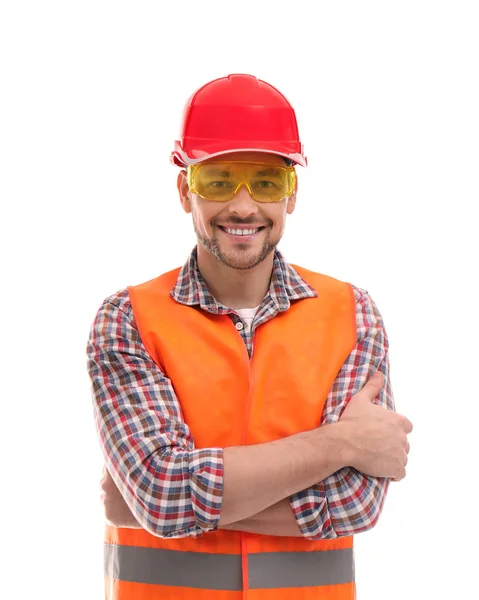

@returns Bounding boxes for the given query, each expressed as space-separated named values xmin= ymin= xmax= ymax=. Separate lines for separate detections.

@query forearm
xmin=220 ymin=470 xmax=392 ymax=540
xmin=219 ymin=421 xmax=349 ymax=526
xmin=108 ymin=490 xmax=305 ymax=536
xmin=220 ymin=498 xmax=303 ymax=537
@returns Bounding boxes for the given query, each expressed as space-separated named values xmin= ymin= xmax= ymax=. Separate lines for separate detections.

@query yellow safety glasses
xmin=187 ymin=161 xmax=296 ymax=203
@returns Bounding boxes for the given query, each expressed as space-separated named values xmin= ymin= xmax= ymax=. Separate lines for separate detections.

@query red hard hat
xmin=171 ymin=74 xmax=307 ymax=168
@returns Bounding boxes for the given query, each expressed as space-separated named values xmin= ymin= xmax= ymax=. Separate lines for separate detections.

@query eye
xmin=209 ymin=181 xmax=233 ymax=188
xmin=254 ymin=180 xmax=275 ymax=188
xmin=204 ymin=180 xmax=231 ymax=189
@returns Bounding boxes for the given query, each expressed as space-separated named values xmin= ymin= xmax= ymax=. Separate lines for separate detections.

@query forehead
xmin=201 ymin=151 xmax=286 ymax=166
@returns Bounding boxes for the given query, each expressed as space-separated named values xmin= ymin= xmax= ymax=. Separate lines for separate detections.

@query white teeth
xmin=224 ymin=228 xmax=260 ymax=236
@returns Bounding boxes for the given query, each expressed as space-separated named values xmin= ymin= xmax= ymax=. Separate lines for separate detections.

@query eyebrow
xmin=201 ymin=166 xmax=283 ymax=177
xmin=254 ymin=168 xmax=282 ymax=177
xmin=202 ymin=168 xmax=232 ymax=177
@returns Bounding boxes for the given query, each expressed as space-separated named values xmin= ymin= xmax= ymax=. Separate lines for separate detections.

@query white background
xmin=1 ymin=1 xmax=478 ymax=598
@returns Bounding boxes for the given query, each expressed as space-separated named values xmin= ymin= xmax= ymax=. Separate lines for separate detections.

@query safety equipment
xmin=187 ymin=160 xmax=297 ymax=203
xmin=171 ymin=74 xmax=308 ymax=168
xmin=104 ymin=267 xmax=358 ymax=599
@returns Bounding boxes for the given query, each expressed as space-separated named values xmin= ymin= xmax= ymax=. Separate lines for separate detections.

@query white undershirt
xmin=235 ymin=305 xmax=261 ymax=334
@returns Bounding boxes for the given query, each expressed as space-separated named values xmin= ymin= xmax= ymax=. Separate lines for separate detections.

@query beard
xmin=194 ymin=221 xmax=282 ymax=270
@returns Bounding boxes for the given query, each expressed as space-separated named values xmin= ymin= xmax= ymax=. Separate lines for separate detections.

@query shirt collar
xmin=170 ymin=246 xmax=318 ymax=314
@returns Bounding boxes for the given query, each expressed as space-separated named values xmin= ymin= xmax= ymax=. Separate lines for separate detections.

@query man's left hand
xmin=100 ymin=464 xmax=143 ymax=529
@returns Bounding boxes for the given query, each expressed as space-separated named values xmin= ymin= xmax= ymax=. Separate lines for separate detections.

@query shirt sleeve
xmin=86 ymin=289 xmax=224 ymax=538
xmin=289 ymin=286 xmax=395 ymax=540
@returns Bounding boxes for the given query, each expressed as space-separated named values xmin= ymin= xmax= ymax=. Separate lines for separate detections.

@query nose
xmin=226 ymin=184 xmax=259 ymax=217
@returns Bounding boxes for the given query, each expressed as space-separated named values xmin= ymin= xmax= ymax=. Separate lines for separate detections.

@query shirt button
xmin=235 ymin=321 xmax=244 ymax=331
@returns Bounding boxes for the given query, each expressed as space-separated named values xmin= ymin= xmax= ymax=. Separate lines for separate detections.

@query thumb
xmin=361 ymin=371 xmax=384 ymax=399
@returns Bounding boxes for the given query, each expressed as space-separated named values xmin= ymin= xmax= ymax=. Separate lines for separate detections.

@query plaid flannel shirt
xmin=86 ymin=246 xmax=394 ymax=540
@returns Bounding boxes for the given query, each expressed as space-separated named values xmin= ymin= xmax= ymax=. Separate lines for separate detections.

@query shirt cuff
xmin=188 ymin=447 xmax=224 ymax=531
xmin=289 ymin=483 xmax=336 ymax=540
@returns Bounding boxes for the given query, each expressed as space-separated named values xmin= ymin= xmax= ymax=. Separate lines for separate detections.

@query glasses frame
xmin=186 ymin=161 xmax=297 ymax=203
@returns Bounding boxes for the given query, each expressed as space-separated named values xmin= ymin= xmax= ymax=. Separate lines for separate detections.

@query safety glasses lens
xmin=189 ymin=163 xmax=295 ymax=202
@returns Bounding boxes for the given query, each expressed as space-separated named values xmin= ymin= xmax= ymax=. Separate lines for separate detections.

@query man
xmin=86 ymin=73 xmax=413 ymax=599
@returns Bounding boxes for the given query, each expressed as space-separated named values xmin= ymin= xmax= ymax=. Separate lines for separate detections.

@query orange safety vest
xmin=104 ymin=264 xmax=358 ymax=599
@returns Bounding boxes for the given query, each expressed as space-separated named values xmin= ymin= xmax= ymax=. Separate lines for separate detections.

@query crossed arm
xmin=101 ymin=464 xmax=304 ymax=535
xmin=218 ymin=499 xmax=303 ymax=536
xmin=90 ymin=286 xmax=394 ymax=540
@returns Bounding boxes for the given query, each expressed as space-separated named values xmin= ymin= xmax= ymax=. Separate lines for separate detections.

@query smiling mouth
xmin=218 ymin=225 xmax=265 ymax=243
xmin=218 ymin=226 xmax=266 ymax=237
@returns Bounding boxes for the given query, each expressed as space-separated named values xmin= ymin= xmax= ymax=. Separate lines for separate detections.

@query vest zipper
xmin=235 ymin=319 xmax=256 ymax=600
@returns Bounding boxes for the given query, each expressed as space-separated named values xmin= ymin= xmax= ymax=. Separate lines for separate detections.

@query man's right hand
xmin=337 ymin=372 xmax=413 ymax=481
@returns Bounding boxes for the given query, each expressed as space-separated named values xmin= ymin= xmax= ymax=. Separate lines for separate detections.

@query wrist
xmin=316 ymin=421 xmax=354 ymax=471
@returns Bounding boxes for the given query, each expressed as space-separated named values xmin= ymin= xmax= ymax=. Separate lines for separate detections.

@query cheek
xmin=270 ymin=209 xmax=287 ymax=228
xmin=194 ymin=199 xmax=220 ymax=228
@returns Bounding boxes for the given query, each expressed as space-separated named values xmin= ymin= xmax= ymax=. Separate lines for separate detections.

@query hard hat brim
xmin=171 ymin=143 xmax=307 ymax=168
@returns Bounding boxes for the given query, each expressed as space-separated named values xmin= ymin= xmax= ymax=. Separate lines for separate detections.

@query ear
xmin=177 ymin=170 xmax=192 ymax=214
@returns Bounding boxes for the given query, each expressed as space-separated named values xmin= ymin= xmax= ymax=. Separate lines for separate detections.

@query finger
xmin=402 ymin=417 xmax=413 ymax=434
xmin=100 ymin=464 xmax=109 ymax=486
xmin=359 ymin=371 xmax=384 ymax=400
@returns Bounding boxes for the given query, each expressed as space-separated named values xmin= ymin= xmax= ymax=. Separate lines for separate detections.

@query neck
xmin=196 ymin=246 xmax=274 ymax=310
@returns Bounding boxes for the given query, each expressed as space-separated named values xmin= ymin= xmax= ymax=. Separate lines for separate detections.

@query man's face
xmin=178 ymin=152 xmax=297 ymax=270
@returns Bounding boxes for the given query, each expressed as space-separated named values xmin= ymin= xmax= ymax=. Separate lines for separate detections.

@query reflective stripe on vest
xmin=105 ymin=544 xmax=354 ymax=590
